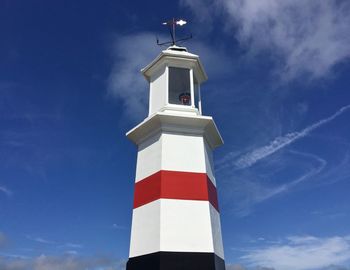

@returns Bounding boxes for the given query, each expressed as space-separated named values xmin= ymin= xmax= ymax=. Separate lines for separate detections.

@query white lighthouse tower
xmin=125 ymin=42 xmax=225 ymax=270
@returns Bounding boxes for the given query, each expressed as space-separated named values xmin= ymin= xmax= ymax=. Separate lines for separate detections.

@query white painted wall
xmin=135 ymin=132 xmax=214 ymax=182
xmin=161 ymin=132 xmax=206 ymax=174
xmin=135 ymin=134 xmax=162 ymax=182
xmin=160 ymin=199 xmax=214 ymax=254
xmin=204 ymin=140 xmax=216 ymax=185
xmin=149 ymin=66 xmax=167 ymax=116
xmin=131 ymin=120 xmax=224 ymax=260
xmin=129 ymin=199 xmax=224 ymax=259
xmin=209 ymin=204 xmax=225 ymax=259
xmin=129 ymin=200 xmax=161 ymax=257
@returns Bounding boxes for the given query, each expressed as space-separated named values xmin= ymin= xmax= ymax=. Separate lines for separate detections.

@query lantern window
xmin=168 ymin=67 xmax=191 ymax=106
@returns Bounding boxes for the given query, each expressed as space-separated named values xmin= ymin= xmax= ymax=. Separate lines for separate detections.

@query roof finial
xmin=157 ymin=18 xmax=192 ymax=47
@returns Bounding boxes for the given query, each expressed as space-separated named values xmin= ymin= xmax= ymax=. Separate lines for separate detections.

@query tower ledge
xmin=126 ymin=112 xmax=224 ymax=150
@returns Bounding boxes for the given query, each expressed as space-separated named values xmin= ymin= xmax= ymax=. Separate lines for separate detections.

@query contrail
xmin=234 ymin=104 xmax=350 ymax=169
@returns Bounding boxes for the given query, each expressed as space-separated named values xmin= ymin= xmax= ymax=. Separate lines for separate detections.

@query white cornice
xmin=141 ymin=49 xmax=208 ymax=84
xmin=126 ymin=112 xmax=223 ymax=149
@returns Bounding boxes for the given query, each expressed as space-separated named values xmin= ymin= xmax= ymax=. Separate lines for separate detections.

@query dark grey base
xmin=126 ymin=251 xmax=225 ymax=270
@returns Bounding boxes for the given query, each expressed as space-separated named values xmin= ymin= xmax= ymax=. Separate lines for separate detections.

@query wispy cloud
xmin=0 ymin=252 xmax=30 ymax=260
xmin=107 ymin=32 xmax=233 ymax=121
xmin=220 ymin=104 xmax=350 ymax=170
xmin=0 ymin=186 xmax=12 ymax=197
xmin=62 ymin=243 xmax=83 ymax=249
xmin=112 ymin=223 xmax=127 ymax=230
xmin=56 ymin=243 xmax=84 ymax=254
xmin=220 ymin=150 xmax=336 ymax=217
xmin=0 ymin=254 xmax=126 ymax=270
xmin=182 ymin=0 xmax=350 ymax=81
xmin=226 ymin=264 xmax=247 ymax=270
xmin=241 ymin=235 xmax=350 ymax=270
xmin=220 ymin=146 xmax=350 ymax=217
xmin=315 ymin=151 xmax=350 ymax=187
xmin=279 ymin=151 xmax=327 ymax=188
xmin=64 ymin=250 xmax=79 ymax=256
xmin=107 ymin=33 xmax=160 ymax=121
xmin=25 ymin=235 xmax=55 ymax=245
xmin=246 ymin=151 xmax=326 ymax=204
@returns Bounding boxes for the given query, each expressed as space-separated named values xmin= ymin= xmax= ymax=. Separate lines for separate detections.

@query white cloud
xmin=226 ymin=264 xmax=247 ymax=270
xmin=242 ymin=235 xmax=350 ymax=270
xmin=112 ymin=224 xmax=126 ymax=230
xmin=0 ymin=186 xmax=12 ymax=197
xmin=316 ymin=152 xmax=350 ymax=186
xmin=107 ymin=33 xmax=160 ymax=121
xmin=326 ymin=266 xmax=350 ymax=270
xmin=64 ymin=250 xmax=78 ymax=255
xmin=34 ymin=255 xmax=124 ymax=270
xmin=107 ymin=32 xmax=232 ymax=120
xmin=0 ymin=253 xmax=31 ymax=260
xmin=182 ymin=0 xmax=350 ymax=80
xmin=219 ymin=147 xmax=349 ymax=217
xmin=0 ymin=257 xmax=30 ymax=270
xmin=25 ymin=235 xmax=55 ymax=245
xmin=0 ymin=254 xmax=125 ymax=270
xmin=218 ymin=149 xmax=332 ymax=216
xmin=221 ymin=104 xmax=350 ymax=170
xmin=63 ymin=243 xmax=83 ymax=249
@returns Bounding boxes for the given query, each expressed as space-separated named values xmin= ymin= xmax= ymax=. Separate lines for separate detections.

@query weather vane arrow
xmin=157 ymin=18 xmax=192 ymax=46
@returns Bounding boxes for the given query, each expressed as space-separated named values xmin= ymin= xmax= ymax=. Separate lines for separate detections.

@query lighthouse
xmin=125 ymin=42 xmax=225 ymax=270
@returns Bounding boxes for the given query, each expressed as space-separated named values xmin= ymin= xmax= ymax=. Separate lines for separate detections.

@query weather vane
xmin=157 ymin=18 xmax=192 ymax=46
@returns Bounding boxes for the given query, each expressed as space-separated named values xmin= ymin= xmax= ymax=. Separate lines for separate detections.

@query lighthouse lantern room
xmin=142 ymin=46 xmax=206 ymax=116
xmin=126 ymin=45 xmax=225 ymax=270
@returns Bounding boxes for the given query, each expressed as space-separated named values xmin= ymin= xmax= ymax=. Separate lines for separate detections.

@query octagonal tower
xmin=126 ymin=45 xmax=225 ymax=270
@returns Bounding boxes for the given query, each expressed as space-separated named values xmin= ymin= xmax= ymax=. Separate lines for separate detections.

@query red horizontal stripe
xmin=133 ymin=170 xmax=219 ymax=211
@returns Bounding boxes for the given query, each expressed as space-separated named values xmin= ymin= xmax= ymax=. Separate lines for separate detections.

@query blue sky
xmin=1 ymin=1 xmax=350 ymax=269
